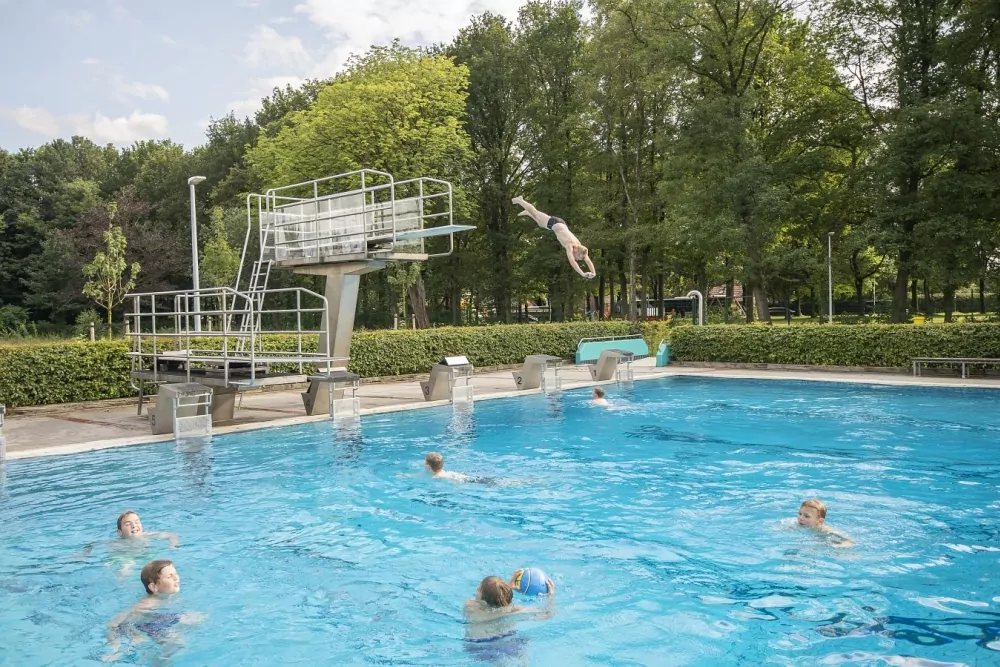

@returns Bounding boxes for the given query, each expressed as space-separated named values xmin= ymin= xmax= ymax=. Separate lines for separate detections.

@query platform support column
xmin=293 ymin=261 xmax=384 ymax=366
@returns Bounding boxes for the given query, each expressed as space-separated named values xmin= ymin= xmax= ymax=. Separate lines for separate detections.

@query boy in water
xmin=103 ymin=560 xmax=204 ymax=662
xmin=512 ymin=197 xmax=596 ymax=279
xmin=425 ymin=452 xmax=499 ymax=486
xmin=425 ymin=452 xmax=469 ymax=481
xmin=464 ymin=575 xmax=555 ymax=663
xmin=590 ymin=387 xmax=610 ymax=406
xmin=81 ymin=511 xmax=179 ymax=576
xmin=797 ymin=499 xmax=854 ymax=548
xmin=116 ymin=511 xmax=180 ymax=546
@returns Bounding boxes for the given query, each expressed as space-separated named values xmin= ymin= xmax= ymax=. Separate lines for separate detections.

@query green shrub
xmin=0 ymin=305 xmax=38 ymax=339
xmin=75 ymin=308 xmax=103 ymax=336
xmin=670 ymin=323 xmax=1000 ymax=367
xmin=0 ymin=340 xmax=133 ymax=408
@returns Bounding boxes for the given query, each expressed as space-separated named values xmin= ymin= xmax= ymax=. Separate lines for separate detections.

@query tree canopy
xmin=1 ymin=0 xmax=997 ymax=329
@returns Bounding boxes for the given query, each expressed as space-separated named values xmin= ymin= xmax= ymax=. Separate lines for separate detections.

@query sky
xmin=0 ymin=0 xmax=527 ymax=151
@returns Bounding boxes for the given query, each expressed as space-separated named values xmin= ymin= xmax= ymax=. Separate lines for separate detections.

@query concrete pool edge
xmin=6 ymin=364 xmax=999 ymax=461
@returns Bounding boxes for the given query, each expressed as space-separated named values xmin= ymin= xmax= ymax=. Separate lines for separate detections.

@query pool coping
xmin=6 ymin=365 xmax=999 ymax=461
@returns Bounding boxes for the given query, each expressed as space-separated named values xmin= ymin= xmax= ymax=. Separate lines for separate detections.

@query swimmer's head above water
xmin=141 ymin=560 xmax=180 ymax=595
xmin=476 ymin=576 xmax=514 ymax=608
xmin=117 ymin=511 xmax=143 ymax=538
xmin=797 ymin=499 xmax=827 ymax=529
xmin=425 ymin=452 xmax=444 ymax=475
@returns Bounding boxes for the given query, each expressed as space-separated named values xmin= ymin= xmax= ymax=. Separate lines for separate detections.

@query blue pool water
xmin=2 ymin=377 xmax=1000 ymax=666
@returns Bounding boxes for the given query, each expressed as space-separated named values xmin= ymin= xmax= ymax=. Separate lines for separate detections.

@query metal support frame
xmin=124 ymin=167 xmax=474 ymax=433
xmin=125 ymin=286 xmax=343 ymax=389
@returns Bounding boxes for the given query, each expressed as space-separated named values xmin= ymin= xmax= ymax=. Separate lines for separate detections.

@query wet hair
xmin=478 ymin=576 xmax=513 ymax=608
xmin=140 ymin=560 xmax=174 ymax=594
xmin=593 ymin=387 xmax=606 ymax=398
xmin=117 ymin=510 xmax=139 ymax=531
xmin=800 ymin=499 xmax=827 ymax=519
xmin=425 ymin=452 xmax=444 ymax=473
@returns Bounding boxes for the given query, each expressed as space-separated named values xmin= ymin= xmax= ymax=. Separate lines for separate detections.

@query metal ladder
xmin=235 ymin=258 xmax=272 ymax=353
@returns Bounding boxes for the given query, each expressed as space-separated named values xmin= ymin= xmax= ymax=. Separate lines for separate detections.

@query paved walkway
xmin=4 ymin=360 xmax=998 ymax=460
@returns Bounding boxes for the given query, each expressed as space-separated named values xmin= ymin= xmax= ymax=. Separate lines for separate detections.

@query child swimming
xmin=463 ymin=575 xmax=555 ymax=663
xmin=590 ymin=387 xmax=610 ymax=406
xmin=425 ymin=452 xmax=497 ymax=485
xmin=80 ymin=510 xmax=180 ymax=576
xmin=103 ymin=560 xmax=204 ymax=662
xmin=796 ymin=499 xmax=855 ymax=548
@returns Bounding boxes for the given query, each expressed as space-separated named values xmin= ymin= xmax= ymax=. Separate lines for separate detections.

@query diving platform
xmin=123 ymin=168 xmax=473 ymax=433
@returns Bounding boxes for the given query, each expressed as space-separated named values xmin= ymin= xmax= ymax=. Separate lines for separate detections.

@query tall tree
xmin=450 ymin=12 xmax=530 ymax=323
xmin=82 ymin=202 xmax=140 ymax=337
xmin=249 ymin=42 xmax=473 ymax=328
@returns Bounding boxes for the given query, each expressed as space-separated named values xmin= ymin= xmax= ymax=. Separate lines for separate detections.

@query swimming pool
xmin=2 ymin=376 xmax=999 ymax=666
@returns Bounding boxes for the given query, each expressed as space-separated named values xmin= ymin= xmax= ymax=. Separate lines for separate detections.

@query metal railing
xmin=124 ymin=286 xmax=344 ymax=389
xmin=249 ymin=171 xmax=456 ymax=265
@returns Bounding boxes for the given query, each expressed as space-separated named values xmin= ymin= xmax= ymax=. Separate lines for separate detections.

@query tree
xmin=200 ymin=207 xmax=242 ymax=289
xmin=818 ymin=0 xmax=1000 ymax=321
xmin=82 ymin=202 xmax=140 ymax=337
xmin=249 ymin=42 xmax=473 ymax=328
xmin=450 ymin=12 xmax=530 ymax=323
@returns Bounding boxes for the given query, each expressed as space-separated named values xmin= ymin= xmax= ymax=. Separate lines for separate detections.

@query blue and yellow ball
xmin=511 ymin=568 xmax=548 ymax=596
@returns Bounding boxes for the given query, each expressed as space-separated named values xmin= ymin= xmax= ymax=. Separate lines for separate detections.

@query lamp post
xmin=188 ymin=175 xmax=207 ymax=332
xmin=827 ymin=231 xmax=835 ymax=324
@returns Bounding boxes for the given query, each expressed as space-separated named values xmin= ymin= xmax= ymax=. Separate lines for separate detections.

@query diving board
xmin=394 ymin=224 xmax=475 ymax=241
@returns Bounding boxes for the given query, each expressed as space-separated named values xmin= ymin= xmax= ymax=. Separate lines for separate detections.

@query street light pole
xmin=188 ymin=176 xmax=207 ymax=332
xmin=827 ymin=231 xmax=835 ymax=325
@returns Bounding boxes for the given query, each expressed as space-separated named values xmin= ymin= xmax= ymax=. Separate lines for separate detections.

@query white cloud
xmin=2 ymin=106 xmax=60 ymax=137
xmin=69 ymin=111 xmax=169 ymax=144
xmin=270 ymin=16 xmax=297 ymax=24
xmin=226 ymin=75 xmax=305 ymax=118
xmin=81 ymin=57 xmax=101 ymax=66
xmin=112 ymin=76 xmax=170 ymax=102
xmin=244 ymin=25 xmax=311 ymax=68
xmin=60 ymin=10 xmax=93 ymax=27
xmin=293 ymin=0 xmax=523 ymax=76
xmin=161 ymin=34 xmax=177 ymax=45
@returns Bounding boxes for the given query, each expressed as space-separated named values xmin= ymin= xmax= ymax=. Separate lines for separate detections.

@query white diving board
xmin=393 ymin=224 xmax=475 ymax=241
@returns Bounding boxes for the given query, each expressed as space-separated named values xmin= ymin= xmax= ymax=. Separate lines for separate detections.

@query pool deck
xmin=3 ymin=360 xmax=998 ymax=461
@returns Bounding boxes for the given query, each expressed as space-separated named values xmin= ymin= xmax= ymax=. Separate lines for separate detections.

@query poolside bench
xmin=911 ymin=357 xmax=1000 ymax=379
xmin=512 ymin=354 xmax=562 ymax=392
xmin=576 ymin=335 xmax=649 ymax=365
xmin=589 ymin=349 xmax=634 ymax=382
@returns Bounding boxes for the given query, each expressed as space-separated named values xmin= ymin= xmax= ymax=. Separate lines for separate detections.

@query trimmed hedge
xmin=9 ymin=322 xmax=992 ymax=408
xmin=350 ymin=321 xmax=638 ymax=376
xmin=670 ymin=323 xmax=1000 ymax=367
xmin=0 ymin=340 xmax=133 ymax=408
xmin=0 ymin=322 xmax=645 ymax=408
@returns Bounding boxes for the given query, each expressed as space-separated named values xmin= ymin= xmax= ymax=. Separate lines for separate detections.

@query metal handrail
xmin=576 ymin=333 xmax=645 ymax=347
xmin=124 ymin=286 xmax=336 ymax=387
